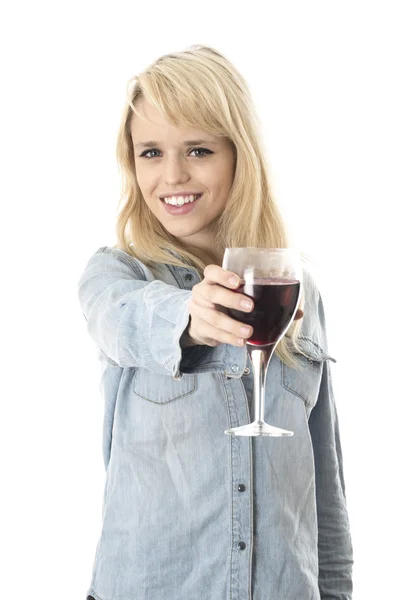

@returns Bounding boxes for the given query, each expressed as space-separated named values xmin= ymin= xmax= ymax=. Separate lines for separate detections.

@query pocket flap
xmin=133 ymin=369 xmax=197 ymax=404
xmin=282 ymin=336 xmax=336 ymax=408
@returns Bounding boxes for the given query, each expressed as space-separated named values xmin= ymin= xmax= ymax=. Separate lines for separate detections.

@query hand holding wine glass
xmin=185 ymin=264 xmax=303 ymax=349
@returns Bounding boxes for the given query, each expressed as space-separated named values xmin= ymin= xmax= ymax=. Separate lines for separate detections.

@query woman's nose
xmin=163 ymin=156 xmax=190 ymax=183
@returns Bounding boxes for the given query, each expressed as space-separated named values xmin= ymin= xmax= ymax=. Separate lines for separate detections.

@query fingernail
xmin=240 ymin=300 xmax=253 ymax=310
xmin=229 ymin=276 xmax=239 ymax=287
xmin=240 ymin=326 xmax=251 ymax=336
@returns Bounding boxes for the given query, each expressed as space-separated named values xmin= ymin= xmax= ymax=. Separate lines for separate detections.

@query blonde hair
xmin=113 ymin=44 xmax=309 ymax=369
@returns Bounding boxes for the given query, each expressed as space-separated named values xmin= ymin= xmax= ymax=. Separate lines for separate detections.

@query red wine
xmin=229 ymin=277 xmax=301 ymax=346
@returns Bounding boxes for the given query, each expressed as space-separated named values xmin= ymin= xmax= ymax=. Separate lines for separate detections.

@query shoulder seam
xmin=95 ymin=246 xmax=146 ymax=280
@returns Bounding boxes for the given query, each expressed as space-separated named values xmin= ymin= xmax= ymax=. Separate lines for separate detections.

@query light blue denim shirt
xmin=77 ymin=246 xmax=353 ymax=600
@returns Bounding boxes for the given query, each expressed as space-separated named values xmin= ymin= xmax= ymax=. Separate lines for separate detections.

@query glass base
xmin=224 ymin=420 xmax=294 ymax=437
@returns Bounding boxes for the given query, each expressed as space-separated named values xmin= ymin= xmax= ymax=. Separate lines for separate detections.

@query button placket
xmin=223 ymin=372 xmax=252 ymax=597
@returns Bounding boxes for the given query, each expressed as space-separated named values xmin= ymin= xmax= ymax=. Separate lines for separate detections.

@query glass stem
xmin=248 ymin=346 xmax=275 ymax=423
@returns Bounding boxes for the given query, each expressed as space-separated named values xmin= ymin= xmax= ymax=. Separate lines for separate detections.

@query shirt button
xmin=237 ymin=484 xmax=246 ymax=492
xmin=184 ymin=273 xmax=193 ymax=281
xmin=237 ymin=541 xmax=246 ymax=551
xmin=243 ymin=367 xmax=250 ymax=375
xmin=231 ymin=364 xmax=239 ymax=373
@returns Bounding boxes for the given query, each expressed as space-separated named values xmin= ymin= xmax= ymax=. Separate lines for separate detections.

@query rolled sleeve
xmin=77 ymin=248 xmax=193 ymax=376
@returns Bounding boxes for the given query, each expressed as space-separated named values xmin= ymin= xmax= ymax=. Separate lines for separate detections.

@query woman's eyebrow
xmin=134 ymin=139 xmax=218 ymax=148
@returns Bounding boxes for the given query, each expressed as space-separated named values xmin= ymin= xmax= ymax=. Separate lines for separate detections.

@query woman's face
xmin=130 ymin=98 xmax=236 ymax=250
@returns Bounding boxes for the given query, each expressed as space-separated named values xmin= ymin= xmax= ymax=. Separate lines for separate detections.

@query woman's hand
xmin=183 ymin=264 xmax=304 ymax=348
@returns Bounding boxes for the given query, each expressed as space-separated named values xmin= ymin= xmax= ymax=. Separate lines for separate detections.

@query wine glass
xmin=223 ymin=248 xmax=302 ymax=437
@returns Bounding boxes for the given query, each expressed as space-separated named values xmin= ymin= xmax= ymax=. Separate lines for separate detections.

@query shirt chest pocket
xmin=282 ymin=337 xmax=335 ymax=409
xmin=132 ymin=369 xmax=197 ymax=404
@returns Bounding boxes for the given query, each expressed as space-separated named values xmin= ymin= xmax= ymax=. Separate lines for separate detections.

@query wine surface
xmin=229 ymin=277 xmax=301 ymax=346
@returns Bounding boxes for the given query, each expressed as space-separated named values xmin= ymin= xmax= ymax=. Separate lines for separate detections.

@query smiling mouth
xmin=161 ymin=193 xmax=203 ymax=206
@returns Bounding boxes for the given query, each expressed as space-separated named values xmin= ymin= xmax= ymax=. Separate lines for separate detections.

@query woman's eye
xmin=139 ymin=148 xmax=213 ymax=159
xmin=140 ymin=149 xmax=160 ymax=159
xmin=190 ymin=148 xmax=213 ymax=158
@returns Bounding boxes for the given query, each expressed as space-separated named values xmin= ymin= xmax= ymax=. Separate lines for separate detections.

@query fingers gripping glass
xmin=223 ymin=248 xmax=302 ymax=437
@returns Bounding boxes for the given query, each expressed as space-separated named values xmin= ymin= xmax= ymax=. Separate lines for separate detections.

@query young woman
xmin=78 ymin=45 xmax=353 ymax=600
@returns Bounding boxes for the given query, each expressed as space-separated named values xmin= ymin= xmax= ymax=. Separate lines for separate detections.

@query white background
xmin=1 ymin=1 xmax=399 ymax=598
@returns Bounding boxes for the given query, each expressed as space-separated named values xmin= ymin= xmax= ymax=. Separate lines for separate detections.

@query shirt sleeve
xmin=308 ymin=293 xmax=354 ymax=599
xmin=77 ymin=247 xmax=205 ymax=377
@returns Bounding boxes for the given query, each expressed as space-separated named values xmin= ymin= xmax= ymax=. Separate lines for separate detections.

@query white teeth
xmin=163 ymin=194 xmax=201 ymax=205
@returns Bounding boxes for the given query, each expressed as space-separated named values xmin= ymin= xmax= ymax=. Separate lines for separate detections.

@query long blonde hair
xmin=113 ymin=44 xmax=308 ymax=369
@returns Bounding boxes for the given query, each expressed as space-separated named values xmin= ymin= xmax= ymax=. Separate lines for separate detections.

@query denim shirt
xmin=77 ymin=246 xmax=353 ymax=600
